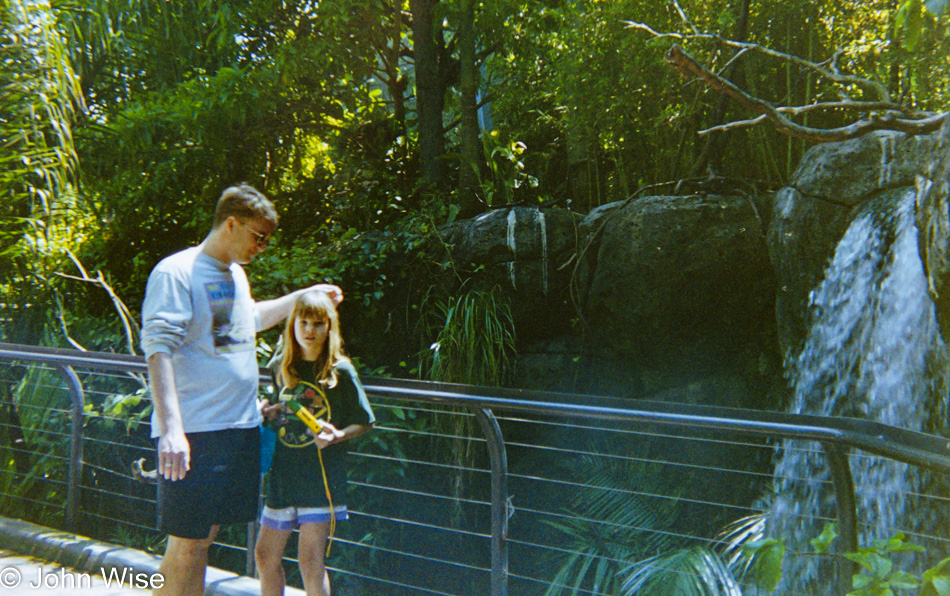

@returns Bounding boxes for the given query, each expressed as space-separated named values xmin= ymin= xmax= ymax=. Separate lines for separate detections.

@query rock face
xmin=767 ymin=188 xmax=853 ymax=360
xmin=572 ymin=194 xmax=775 ymax=385
xmin=916 ymin=119 xmax=950 ymax=342
xmin=768 ymin=129 xmax=946 ymax=360
xmin=421 ymin=124 xmax=950 ymax=405
xmin=435 ymin=197 xmax=781 ymax=404
xmin=792 ymin=130 xmax=939 ymax=205
xmin=439 ymin=206 xmax=582 ymax=341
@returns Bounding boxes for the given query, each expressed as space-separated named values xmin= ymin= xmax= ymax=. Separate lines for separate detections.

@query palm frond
xmin=541 ymin=453 xmax=681 ymax=595
xmin=716 ymin=513 xmax=768 ymax=579
xmin=619 ymin=546 xmax=744 ymax=596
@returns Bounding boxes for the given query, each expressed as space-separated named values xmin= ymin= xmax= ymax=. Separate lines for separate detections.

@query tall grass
xmin=419 ymin=287 xmax=517 ymax=541
xmin=424 ymin=287 xmax=516 ymax=387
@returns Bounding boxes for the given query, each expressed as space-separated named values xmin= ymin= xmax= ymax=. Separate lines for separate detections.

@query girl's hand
xmin=314 ymin=422 xmax=345 ymax=449
xmin=259 ymin=399 xmax=283 ymax=420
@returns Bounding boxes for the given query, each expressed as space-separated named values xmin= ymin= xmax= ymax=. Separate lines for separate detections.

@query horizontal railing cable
xmin=350 ymin=480 xmax=491 ymax=509
xmin=79 ymin=510 xmax=158 ymax=536
xmin=352 ymin=450 xmax=491 ymax=477
xmin=513 ymin=502 xmax=724 ymax=546
xmin=4 ymin=344 xmax=950 ymax=596
xmin=505 ymin=439 xmax=777 ymax=481
xmin=369 ymin=423 xmax=488 ymax=445
xmin=318 ymin=526 xmax=493 ymax=575
xmin=507 ymin=472 xmax=759 ymax=515
xmin=323 ymin=564 xmax=458 ymax=596
xmin=352 ymin=509 xmax=491 ymax=541
xmin=507 ymin=571 xmax=605 ymax=596
xmin=494 ymin=411 xmax=785 ymax=452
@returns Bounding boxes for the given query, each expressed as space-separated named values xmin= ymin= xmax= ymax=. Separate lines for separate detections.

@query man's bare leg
xmin=153 ymin=525 xmax=219 ymax=596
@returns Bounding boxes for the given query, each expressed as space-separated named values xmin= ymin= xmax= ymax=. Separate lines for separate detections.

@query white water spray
xmin=767 ymin=189 xmax=949 ymax=594
xmin=507 ymin=209 xmax=518 ymax=289
xmin=536 ymin=208 xmax=548 ymax=295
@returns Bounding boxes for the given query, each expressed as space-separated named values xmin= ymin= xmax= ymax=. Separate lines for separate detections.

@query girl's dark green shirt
xmin=265 ymin=360 xmax=375 ymax=509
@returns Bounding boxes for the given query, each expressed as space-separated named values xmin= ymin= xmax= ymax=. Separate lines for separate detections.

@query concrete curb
xmin=0 ymin=517 xmax=304 ymax=595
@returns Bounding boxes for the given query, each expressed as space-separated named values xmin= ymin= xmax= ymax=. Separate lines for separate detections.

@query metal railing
xmin=1 ymin=342 xmax=950 ymax=595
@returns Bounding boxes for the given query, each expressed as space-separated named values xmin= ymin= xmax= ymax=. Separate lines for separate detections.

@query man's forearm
xmin=147 ymin=352 xmax=192 ymax=479
xmin=147 ymin=352 xmax=184 ymax=436
xmin=257 ymin=284 xmax=343 ymax=330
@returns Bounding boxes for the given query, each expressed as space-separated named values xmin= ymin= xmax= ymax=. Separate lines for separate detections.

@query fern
xmin=620 ymin=546 xmax=744 ymax=596
xmin=542 ymin=454 xmax=679 ymax=596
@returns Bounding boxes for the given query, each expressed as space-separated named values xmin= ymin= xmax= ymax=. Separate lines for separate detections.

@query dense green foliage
xmin=2 ymin=2 xmax=948 ymax=592
xmin=1 ymin=0 xmax=948 ymax=354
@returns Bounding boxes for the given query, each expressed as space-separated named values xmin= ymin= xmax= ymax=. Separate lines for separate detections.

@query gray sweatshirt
xmin=141 ymin=247 xmax=264 ymax=437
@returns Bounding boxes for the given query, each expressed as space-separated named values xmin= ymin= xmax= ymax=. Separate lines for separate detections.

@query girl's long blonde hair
xmin=277 ymin=290 xmax=348 ymax=389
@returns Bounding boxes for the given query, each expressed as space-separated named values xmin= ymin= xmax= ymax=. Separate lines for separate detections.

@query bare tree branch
xmin=700 ymin=101 xmax=927 ymax=135
xmin=663 ymin=44 xmax=948 ymax=142
xmin=59 ymin=248 xmax=143 ymax=360
xmin=671 ymin=0 xmax=699 ymax=35
xmin=625 ymin=21 xmax=892 ymax=102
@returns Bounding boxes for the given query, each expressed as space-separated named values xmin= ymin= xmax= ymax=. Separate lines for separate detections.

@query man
xmin=141 ymin=183 xmax=341 ymax=596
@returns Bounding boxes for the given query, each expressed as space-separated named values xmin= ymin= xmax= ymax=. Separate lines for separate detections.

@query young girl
xmin=256 ymin=290 xmax=375 ymax=596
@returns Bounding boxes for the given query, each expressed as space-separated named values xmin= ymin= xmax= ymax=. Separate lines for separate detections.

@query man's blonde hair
xmin=213 ymin=183 xmax=278 ymax=228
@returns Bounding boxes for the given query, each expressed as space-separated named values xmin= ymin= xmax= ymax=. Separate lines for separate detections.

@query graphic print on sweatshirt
xmin=276 ymin=381 xmax=329 ymax=447
xmin=206 ymin=280 xmax=254 ymax=353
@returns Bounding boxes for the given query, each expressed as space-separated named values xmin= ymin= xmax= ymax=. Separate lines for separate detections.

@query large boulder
xmin=438 ymin=206 xmax=582 ymax=341
xmin=767 ymin=188 xmax=852 ymax=359
xmin=572 ymin=194 xmax=776 ymax=388
xmin=793 ymin=130 xmax=939 ymax=205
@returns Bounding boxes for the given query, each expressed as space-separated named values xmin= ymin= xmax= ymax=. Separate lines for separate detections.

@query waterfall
xmin=507 ymin=209 xmax=518 ymax=289
xmin=536 ymin=207 xmax=548 ymax=295
xmin=766 ymin=189 xmax=950 ymax=594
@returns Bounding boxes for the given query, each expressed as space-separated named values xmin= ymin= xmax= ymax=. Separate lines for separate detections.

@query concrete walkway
xmin=0 ymin=517 xmax=304 ymax=596
xmin=0 ymin=548 xmax=149 ymax=595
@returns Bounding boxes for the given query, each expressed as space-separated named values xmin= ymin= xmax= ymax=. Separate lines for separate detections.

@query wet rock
xmin=767 ymin=188 xmax=852 ymax=359
xmin=438 ymin=206 xmax=582 ymax=341
xmin=916 ymin=119 xmax=950 ymax=342
xmin=572 ymin=194 xmax=776 ymax=383
xmin=793 ymin=130 xmax=939 ymax=205
xmin=769 ymin=128 xmax=945 ymax=359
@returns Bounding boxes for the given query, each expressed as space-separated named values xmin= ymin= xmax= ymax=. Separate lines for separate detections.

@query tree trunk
xmin=389 ymin=0 xmax=408 ymax=132
xmin=457 ymin=0 xmax=482 ymax=217
xmin=410 ymin=0 xmax=445 ymax=189
xmin=689 ymin=0 xmax=751 ymax=177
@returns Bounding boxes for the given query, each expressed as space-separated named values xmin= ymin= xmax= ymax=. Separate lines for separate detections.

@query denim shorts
xmin=156 ymin=427 xmax=260 ymax=539
xmin=260 ymin=504 xmax=349 ymax=531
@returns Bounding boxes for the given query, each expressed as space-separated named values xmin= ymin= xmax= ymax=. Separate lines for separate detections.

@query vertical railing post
xmin=474 ymin=408 xmax=509 ymax=596
xmin=822 ymin=443 xmax=858 ymax=596
xmin=55 ymin=364 xmax=85 ymax=533
xmin=246 ymin=520 xmax=258 ymax=576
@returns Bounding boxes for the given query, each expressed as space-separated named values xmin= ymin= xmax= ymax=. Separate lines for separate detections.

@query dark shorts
xmin=156 ymin=427 xmax=261 ymax=539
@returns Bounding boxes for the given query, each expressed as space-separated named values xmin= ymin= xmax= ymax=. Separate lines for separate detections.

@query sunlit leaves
xmin=0 ymin=0 xmax=88 ymax=342
xmin=896 ymin=0 xmax=928 ymax=51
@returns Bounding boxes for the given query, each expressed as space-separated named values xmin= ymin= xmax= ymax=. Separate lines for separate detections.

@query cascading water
xmin=766 ymin=188 xmax=950 ymax=594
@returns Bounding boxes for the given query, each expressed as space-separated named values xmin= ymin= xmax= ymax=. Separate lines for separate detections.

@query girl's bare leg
xmin=297 ymin=522 xmax=332 ymax=596
xmin=255 ymin=525 xmax=293 ymax=596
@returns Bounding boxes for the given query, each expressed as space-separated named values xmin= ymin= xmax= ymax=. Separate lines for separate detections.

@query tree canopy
xmin=1 ymin=0 xmax=948 ymax=352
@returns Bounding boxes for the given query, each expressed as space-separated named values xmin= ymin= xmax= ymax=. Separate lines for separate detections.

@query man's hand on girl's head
xmin=306 ymin=283 xmax=344 ymax=306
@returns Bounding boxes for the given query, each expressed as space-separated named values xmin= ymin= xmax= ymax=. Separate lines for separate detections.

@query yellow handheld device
xmin=286 ymin=398 xmax=325 ymax=436
xmin=283 ymin=395 xmax=337 ymax=556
